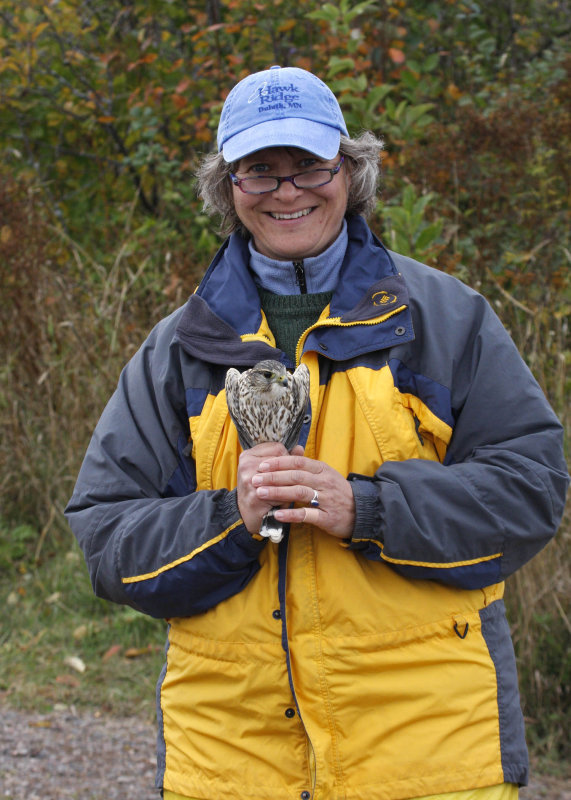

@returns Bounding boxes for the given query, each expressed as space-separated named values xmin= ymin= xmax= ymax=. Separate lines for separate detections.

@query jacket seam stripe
xmin=121 ymin=520 xmax=243 ymax=583
xmin=380 ymin=551 xmax=503 ymax=568
xmin=352 ymin=538 xmax=503 ymax=568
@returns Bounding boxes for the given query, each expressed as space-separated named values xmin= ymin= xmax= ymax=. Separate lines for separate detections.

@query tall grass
xmin=0 ymin=177 xmax=202 ymax=541
xmin=507 ymin=526 xmax=570 ymax=768
xmin=0 ymin=172 xmax=569 ymax=765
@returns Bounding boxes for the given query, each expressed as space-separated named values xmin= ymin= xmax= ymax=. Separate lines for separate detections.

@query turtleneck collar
xmin=247 ymin=218 xmax=348 ymax=295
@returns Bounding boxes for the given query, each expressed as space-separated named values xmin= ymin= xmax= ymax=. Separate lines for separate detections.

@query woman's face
xmin=231 ymin=147 xmax=349 ymax=261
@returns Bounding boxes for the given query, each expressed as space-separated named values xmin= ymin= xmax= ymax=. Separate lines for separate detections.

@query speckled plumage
xmin=225 ymin=360 xmax=310 ymax=451
xmin=225 ymin=359 xmax=310 ymax=542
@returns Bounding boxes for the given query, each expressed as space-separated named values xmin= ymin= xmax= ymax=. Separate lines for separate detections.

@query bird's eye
xmin=263 ymin=371 xmax=273 ymax=379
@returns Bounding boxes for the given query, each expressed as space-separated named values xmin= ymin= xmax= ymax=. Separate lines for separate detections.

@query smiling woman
xmin=66 ymin=63 xmax=569 ymax=800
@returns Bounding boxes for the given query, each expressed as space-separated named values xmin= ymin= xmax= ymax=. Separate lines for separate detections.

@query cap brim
xmin=221 ymin=118 xmax=341 ymax=162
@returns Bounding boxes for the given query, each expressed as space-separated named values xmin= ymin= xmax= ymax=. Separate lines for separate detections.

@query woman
xmin=66 ymin=66 xmax=569 ymax=800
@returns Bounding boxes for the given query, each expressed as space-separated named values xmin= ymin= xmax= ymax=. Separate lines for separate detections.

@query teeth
xmin=270 ymin=208 xmax=313 ymax=220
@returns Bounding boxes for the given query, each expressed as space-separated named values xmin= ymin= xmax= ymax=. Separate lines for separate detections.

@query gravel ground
xmin=1 ymin=704 xmax=569 ymax=799
xmin=0 ymin=705 xmax=158 ymax=800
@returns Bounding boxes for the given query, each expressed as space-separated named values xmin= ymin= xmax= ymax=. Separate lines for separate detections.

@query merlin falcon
xmin=225 ymin=359 xmax=310 ymax=542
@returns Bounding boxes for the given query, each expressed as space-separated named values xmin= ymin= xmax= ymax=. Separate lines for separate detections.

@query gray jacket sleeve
xmin=65 ymin=310 xmax=266 ymax=619
xmin=349 ymin=258 xmax=569 ymax=589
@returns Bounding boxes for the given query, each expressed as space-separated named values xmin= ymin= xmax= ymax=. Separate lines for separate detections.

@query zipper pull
xmin=293 ymin=260 xmax=307 ymax=294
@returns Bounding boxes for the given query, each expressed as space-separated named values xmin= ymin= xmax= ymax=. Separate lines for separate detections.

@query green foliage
xmin=0 ymin=523 xmax=37 ymax=570
xmin=380 ymin=96 xmax=436 ymax=147
xmin=0 ymin=0 xmax=569 ymax=766
xmin=307 ymin=0 xmax=378 ymax=36
xmin=380 ymin=184 xmax=443 ymax=262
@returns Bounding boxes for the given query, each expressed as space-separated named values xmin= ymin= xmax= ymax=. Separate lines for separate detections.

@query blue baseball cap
xmin=217 ymin=65 xmax=349 ymax=163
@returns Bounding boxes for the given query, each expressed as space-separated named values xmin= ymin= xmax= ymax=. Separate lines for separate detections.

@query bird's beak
xmin=278 ymin=375 xmax=288 ymax=388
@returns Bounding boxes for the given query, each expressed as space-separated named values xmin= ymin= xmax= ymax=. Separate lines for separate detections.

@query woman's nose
xmin=273 ymin=177 xmax=304 ymax=200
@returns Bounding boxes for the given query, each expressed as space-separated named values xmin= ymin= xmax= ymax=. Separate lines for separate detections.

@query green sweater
xmin=258 ymin=289 xmax=333 ymax=364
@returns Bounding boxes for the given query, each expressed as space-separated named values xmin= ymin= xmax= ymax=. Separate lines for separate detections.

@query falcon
xmin=225 ymin=359 xmax=310 ymax=542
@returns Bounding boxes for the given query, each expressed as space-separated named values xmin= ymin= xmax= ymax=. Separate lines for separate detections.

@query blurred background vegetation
xmin=0 ymin=0 xmax=569 ymax=774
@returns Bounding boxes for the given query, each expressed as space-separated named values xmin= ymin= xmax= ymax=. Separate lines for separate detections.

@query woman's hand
xmin=250 ymin=451 xmax=356 ymax=539
xmin=237 ymin=442 xmax=304 ymax=534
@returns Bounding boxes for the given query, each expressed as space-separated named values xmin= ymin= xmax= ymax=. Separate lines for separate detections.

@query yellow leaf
xmin=277 ymin=19 xmax=296 ymax=32
xmin=64 ymin=655 xmax=86 ymax=673
xmin=32 ymin=22 xmax=50 ymax=40
xmin=0 ymin=59 xmax=22 ymax=74
xmin=73 ymin=624 xmax=88 ymax=640
xmin=65 ymin=49 xmax=85 ymax=62
xmin=124 ymin=646 xmax=151 ymax=658
xmin=446 ymin=82 xmax=462 ymax=100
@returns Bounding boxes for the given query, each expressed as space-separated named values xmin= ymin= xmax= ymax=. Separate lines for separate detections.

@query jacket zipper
xmin=278 ymin=533 xmax=317 ymax=798
xmin=293 ymin=260 xmax=307 ymax=294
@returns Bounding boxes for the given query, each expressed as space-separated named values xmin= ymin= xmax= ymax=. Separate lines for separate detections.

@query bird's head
xmin=248 ymin=360 xmax=289 ymax=394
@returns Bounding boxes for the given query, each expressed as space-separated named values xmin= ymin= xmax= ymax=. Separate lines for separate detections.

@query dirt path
xmin=1 ymin=704 xmax=569 ymax=799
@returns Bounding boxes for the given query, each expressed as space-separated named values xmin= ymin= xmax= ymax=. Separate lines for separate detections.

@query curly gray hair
xmin=196 ymin=131 xmax=384 ymax=237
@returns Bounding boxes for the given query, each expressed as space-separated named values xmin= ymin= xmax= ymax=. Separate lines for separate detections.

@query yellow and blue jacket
xmin=66 ymin=216 xmax=569 ymax=800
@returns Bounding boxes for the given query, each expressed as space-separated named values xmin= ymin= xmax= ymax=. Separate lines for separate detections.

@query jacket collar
xmin=174 ymin=216 xmax=414 ymax=365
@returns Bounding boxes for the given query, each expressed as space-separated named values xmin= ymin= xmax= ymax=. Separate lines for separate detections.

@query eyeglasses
xmin=230 ymin=157 xmax=344 ymax=195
